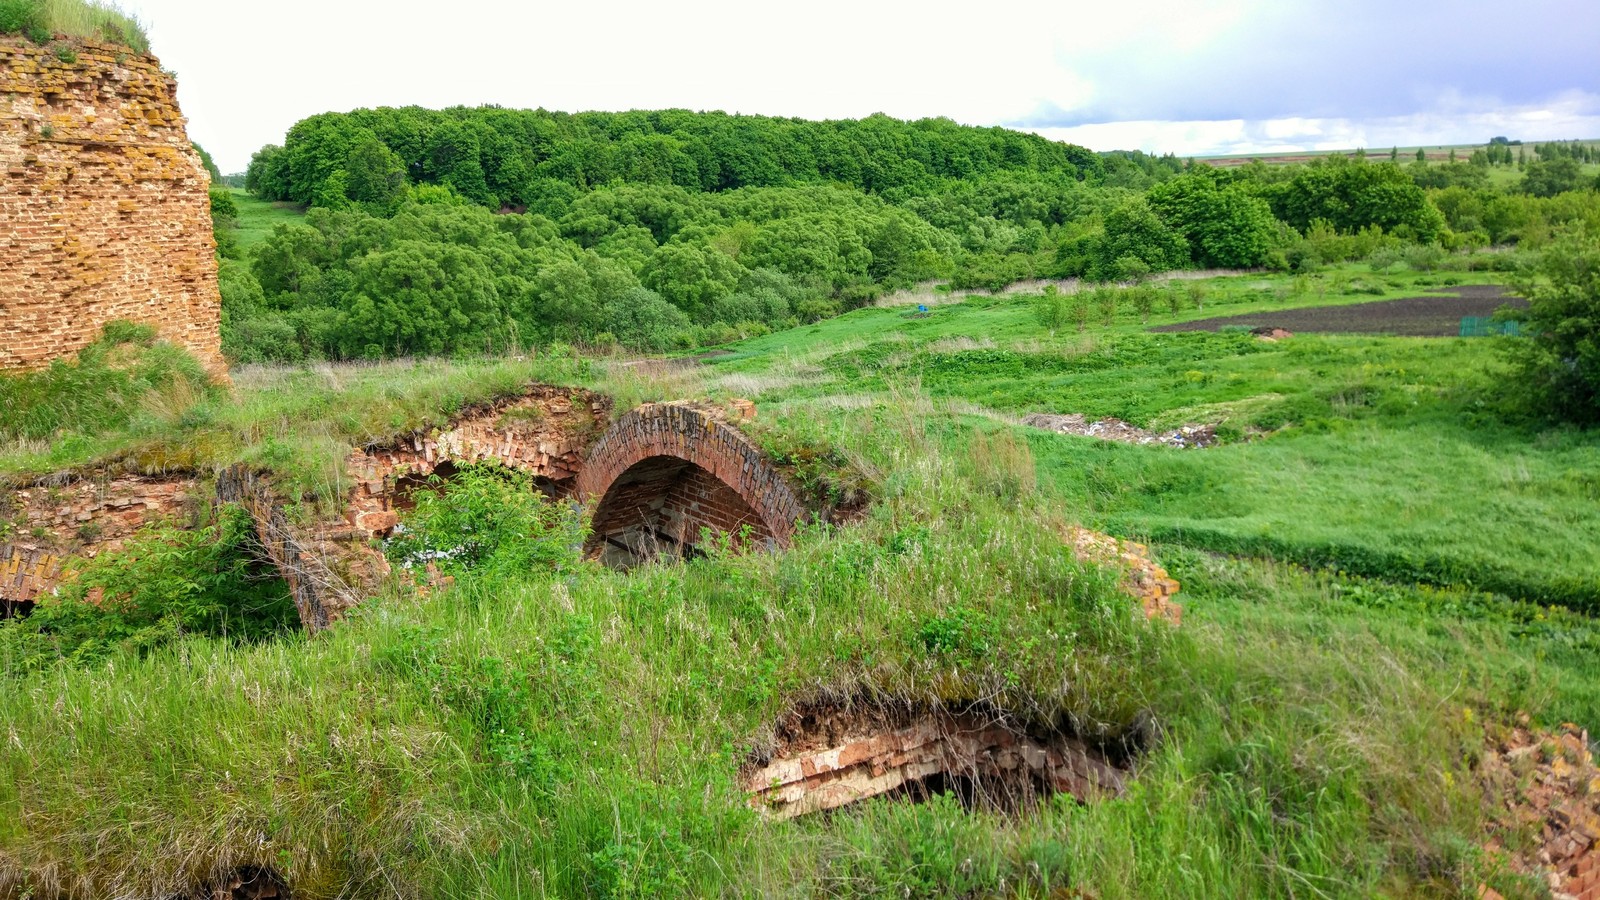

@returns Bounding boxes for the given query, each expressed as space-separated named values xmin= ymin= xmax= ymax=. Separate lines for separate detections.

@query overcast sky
xmin=133 ymin=0 xmax=1600 ymax=173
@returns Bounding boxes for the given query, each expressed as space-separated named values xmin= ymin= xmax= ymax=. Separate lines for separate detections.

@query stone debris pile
xmin=1480 ymin=720 xmax=1600 ymax=900
xmin=1023 ymin=413 xmax=1217 ymax=449
xmin=1064 ymin=525 xmax=1182 ymax=624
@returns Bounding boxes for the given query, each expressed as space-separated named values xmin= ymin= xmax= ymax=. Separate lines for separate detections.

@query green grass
xmin=701 ymin=268 xmax=1600 ymax=608
xmin=2 ymin=263 xmax=1597 ymax=897
xmin=1 ymin=398 xmax=1595 ymax=897
xmin=0 ymin=341 xmax=592 ymax=505
xmin=0 ymin=0 xmax=148 ymax=52
xmin=226 ymin=187 xmax=305 ymax=250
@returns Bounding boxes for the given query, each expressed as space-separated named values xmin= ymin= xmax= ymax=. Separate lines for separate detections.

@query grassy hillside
xmin=2 ymin=392 xmax=1596 ymax=897
xmin=703 ymin=268 xmax=1600 ymax=608
xmin=2 ymin=262 xmax=1598 ymax=897
xmin=225 ymin=187 xmax=304 ymax=250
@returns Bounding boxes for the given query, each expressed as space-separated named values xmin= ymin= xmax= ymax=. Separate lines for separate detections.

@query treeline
xmin=221 ymin=107 xmax=1600 ymax=363
xmin=244 ymin=107 xmax=1105 ymax=210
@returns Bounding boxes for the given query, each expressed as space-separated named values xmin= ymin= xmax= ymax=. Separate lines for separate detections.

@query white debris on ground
xmin=1022 ymin=413 xmax=1217 ymax=449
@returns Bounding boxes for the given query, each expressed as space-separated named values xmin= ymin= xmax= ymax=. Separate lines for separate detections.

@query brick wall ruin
xmin=574 ymin=401 xmax=807 ymax=564
xmin=1 ymin=36 xmax=223 ymax=377
xmin=745 ymin=704 xmax=1127 ymax=818
xmin=1 ymin=473 xmax=195 ymax=613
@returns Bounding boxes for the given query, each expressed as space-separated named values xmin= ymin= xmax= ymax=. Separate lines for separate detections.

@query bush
xmin=1499 ymin=232 xmax=1600 ymax=424
xmin=0 ymin=0 xmax=48 ymax=42
xmin=387 ymin=465 xmax=586 ymax=579
xmin=10 ymin=506 xmax=298 ymax=668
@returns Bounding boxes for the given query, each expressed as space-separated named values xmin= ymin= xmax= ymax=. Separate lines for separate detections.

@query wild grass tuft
xmin=0 ymin=0 xmax=149 ymax=52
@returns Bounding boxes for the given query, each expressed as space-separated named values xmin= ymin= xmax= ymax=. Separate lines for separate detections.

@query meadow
xmin=3 ymin=262 xmax=1599 ymax=897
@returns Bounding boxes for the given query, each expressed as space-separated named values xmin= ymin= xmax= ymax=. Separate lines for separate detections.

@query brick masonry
xmin=745 ymin=704 xmax=1126 ymax=818
xmin=573 ymin=401 xmax=806 ymax=561
xmin=341 ymin=386 xmax=610 ymax=535
xmin=2 ymin=390 xmax=810 ymax=626
xmin=1 ymin=473 xmax=195 ymax=611
xmin=1 ymin=36 xmax=223 ymax=377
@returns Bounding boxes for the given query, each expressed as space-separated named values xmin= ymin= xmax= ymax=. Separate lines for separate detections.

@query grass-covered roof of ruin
xmin=0 ymin=0 xmax=150 ymax=54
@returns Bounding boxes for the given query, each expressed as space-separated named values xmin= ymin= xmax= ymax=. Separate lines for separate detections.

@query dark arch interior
xmin=588 ymin=454 xmax=773 ymax=568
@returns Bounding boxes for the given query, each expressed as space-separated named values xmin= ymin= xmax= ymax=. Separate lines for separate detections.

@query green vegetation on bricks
xmin=1 ymin=399 xmax=1596 ymax=897
xmin=0 ymin=0 xmax=148 ymax=52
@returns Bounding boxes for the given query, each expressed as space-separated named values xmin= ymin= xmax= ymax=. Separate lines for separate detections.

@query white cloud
xmin=1027 ymin=92 xmax=1600 ymax=156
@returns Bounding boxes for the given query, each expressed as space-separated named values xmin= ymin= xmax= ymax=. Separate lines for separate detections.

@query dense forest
xmin=220 ymin=108 xmax=1600 ymax=362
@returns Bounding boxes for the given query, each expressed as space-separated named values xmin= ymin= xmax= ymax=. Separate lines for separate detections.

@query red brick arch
xmin=574 ymin=403 xmax=806 ymax=560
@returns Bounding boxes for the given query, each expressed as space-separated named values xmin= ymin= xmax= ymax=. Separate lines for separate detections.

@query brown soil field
xmin=1151 ymin=285 xmax=1526 ymax=337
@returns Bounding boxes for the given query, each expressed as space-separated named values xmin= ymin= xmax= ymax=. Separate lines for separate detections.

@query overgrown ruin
xmin=745 ymin=702 xmax=1130 ymax=818
xmin=1 ymin=390 xmax=822 ymax=626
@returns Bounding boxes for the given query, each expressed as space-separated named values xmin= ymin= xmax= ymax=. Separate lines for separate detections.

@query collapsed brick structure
xmin=341 ymin=386 xmax=611 ymax=536
xmin=1 ymin=473 xmax=195 ymax=615
xmin=745 ymin=704 xmax=1127 ymax=818
xmin=0 ymin=390 xmax=805 ymax=627
xmin=1481 ymin=721 xmax=1600 ymax=900
xmin=1 ymin=36 xmax=223 ymax=377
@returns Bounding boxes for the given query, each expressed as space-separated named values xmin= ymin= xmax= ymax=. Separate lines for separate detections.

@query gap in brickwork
xmin=744 ymin=701 xmax=1132 ymax=819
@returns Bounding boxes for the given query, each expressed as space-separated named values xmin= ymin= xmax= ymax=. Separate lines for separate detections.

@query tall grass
xmin=0 ymin=322 xmax=217 ymax=448
xmin=1 ymin=396 xmax=1592 ymax=897
xmin=0 ymin=340 xmax=593 ymax=504
xmin=0 ymin=0 xmax=149 ymax=52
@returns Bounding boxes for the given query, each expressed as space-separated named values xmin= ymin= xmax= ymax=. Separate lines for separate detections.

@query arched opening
xmin=588 ymin=454 xmax=775 ymax=567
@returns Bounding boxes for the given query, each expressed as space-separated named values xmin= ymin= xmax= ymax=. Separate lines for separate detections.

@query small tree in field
xmin=1072 ymin=294 xmax=1090 ymax=332
xmin=1165 ymin=287 xmax=1182 ymax=315
xmin=1416 ymin=148 xmax=1427 ymax=162
xmin=1187 ymin=282 xmax=1206 ymax=311
xmin=1133 ymin=285 xmax=1156 ymax=323
xmin=1500 ymin=233 xmax=1600 ymax=424
xmin=1095 ymin=287 xmax=1118 ymax=326
xmin=1033 ymin=286 xmax=1067 ymax=333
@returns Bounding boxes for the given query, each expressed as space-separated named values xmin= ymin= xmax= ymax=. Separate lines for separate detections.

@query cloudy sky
xmin=132 ymin=0 xmax=1599 ymax=173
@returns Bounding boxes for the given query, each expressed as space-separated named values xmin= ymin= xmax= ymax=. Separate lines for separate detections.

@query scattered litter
xmin=1022 ymin=413 xmax=1217 ymax=449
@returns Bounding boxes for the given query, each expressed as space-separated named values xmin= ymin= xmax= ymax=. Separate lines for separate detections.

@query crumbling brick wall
xmin=0 ymin=37 xmax=223 ymax=377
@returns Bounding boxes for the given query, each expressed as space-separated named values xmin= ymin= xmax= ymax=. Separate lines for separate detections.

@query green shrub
xmin=8 ymin=505 xmax=298 ymax=668
xmin=387 ymin=464 xmax=586 ymax=579
xmin=1499 ymin=232 xmax=1600 ymax=424
xmin=0 ymin=0 xmax=46 ymax=41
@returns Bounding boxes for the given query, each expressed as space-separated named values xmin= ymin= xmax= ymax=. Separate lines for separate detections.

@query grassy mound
xmin=0 ymin=322 xmax=219 ymax=461
xmin=1 ymin=399 xmax=1596 ymax=897
xmin=0 ymin=0 xmax=148 ymax=52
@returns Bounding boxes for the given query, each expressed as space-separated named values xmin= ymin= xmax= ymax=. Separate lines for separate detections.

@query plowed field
xmin=1152 ymin=285 xmax=1524 ymax=336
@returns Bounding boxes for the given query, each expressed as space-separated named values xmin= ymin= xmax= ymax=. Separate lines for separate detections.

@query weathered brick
xmin=1 ymin=37 xmax=223 ymax=378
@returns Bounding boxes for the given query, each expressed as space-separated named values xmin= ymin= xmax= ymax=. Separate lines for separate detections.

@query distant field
xmin=1152 ymin=284 xmax=1525 ymax=336
xmin=227 ymin=187 xmax=304 ymax=249
xmin=1197 ymin=138 xmax=1600 ymax=168
xmin=707 ymin=264 xmax=1600 ymax=610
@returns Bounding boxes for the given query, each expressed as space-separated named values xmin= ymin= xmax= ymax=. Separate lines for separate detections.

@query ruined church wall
xmin=0 ymin=36 xmax=224 ymax=377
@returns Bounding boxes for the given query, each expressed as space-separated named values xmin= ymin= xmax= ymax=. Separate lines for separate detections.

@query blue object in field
xmin=1460 ymin=316 xmax=1521 ymax=337
xmin=917 ymin=304 xmax=928 ymax=312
